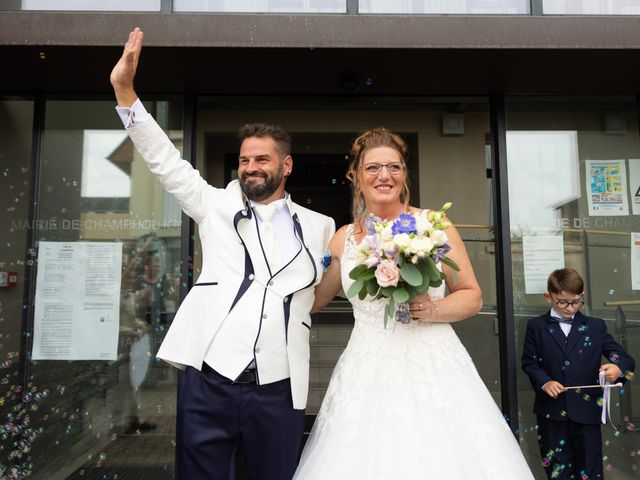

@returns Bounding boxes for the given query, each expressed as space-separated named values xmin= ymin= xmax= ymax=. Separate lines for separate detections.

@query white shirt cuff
xmin=115 ymin=98 xmax=150 ymax=128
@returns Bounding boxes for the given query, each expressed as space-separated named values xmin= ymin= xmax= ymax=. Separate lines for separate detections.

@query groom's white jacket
xmin=126 ymin=117 xmax=335 ymax=409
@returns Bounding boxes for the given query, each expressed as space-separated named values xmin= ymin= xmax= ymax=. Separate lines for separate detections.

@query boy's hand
xmin=542 ymin=380 xmax=566 ymax=399
xmin=599 ymin=363 xmax=622 ymax=382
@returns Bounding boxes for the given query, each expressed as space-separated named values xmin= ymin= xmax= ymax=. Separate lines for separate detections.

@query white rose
xmin=408 ymin=236 xmax=434 ymax=255
xmin=380 ymin=224 xmax=394 ymax=242
xmin=430 ymin=230 xmax=448 ymax=247
xmin=415 ymin=216 xmax=433 ymax=236
xmin=392 ymin=233 xmax=411 ymax=249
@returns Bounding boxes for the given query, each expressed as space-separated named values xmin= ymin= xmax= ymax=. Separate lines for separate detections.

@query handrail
xmin=604 ymin=300 xmax=640 ymax=307
xmin=456 ymin=224 xmax=492 ymax=229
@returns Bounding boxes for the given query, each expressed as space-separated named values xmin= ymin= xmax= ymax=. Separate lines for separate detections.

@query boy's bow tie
xmin=551 ymin=316 xmax=573 ymax=324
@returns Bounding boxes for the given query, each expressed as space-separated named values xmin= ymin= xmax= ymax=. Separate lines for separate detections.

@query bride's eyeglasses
xmin=361 ymin=162 xmax=405 ymax=176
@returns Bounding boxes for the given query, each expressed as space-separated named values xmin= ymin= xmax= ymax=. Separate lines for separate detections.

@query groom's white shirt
xmin=117 ymin=100 xmax=335 ymax=408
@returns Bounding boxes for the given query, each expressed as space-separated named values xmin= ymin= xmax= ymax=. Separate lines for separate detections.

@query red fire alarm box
xmin=0 ymin=272 xmax=17 ymax=288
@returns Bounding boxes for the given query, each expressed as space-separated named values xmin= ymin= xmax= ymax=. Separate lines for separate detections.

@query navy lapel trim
xmin=282 ymin=213 xmax=318 ymax=343
xmin=293 ymin=213 xmax=318 ymax=287
xmin=251 ymin=204 xmax=276 ymax=278
xmin=229 ymin=204 xmax=255 ymax=313
xmin=566 ymin=311 xmax=588 ymax=353
xmin=545 ymin=312 xmax=568 ymax=352
xmin=261 ymin=207 xmax=304 ymax=279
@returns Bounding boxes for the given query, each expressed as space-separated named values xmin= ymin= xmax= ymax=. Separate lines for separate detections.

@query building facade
xmin=0 ymin=1 xmax=639 ymax=478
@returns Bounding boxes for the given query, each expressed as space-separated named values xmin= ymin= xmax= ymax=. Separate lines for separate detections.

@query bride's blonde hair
xmin=346 ymin=128 xmax=411 ymax=221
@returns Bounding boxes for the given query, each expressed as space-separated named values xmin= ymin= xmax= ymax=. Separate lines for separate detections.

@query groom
xmin=110 ymin=28 xmax=335 ymax=479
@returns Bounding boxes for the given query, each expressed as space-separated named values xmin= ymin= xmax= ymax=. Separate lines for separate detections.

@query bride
xmin=293 ymin=128 xmax=534 ymax=479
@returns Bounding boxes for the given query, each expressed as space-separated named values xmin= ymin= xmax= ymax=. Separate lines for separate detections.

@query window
xmin=21 ymin=0 xmax=161 ymax=11
xmin=543 ymin=0 xmax=640 ymax=15
xmin=359 ymin=0 xmax=529 ymax=14
xmin=173 ymin=0 xmax=346 ymax=13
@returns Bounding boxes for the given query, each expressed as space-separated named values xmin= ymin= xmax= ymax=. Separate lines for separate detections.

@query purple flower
xmin=391 ymin=213 xmax=417 ymax=235
xmin=383 ymin=243 xmax=399 ymax=262
xmin=364 ymin=216 xmax=379 ymax=235
xmin=433 ymin=244 xmax=451 ymax=262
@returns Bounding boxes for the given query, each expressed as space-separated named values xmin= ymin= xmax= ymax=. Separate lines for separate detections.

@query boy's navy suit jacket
xmin=522 ymin=310 xmax=635 ymax=425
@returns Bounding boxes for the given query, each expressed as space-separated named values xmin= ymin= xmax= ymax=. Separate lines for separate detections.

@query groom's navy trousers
xmin=176 ymin=364 xmax=306 ymax=480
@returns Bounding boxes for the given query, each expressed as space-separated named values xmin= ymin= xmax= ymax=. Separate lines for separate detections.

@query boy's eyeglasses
xmin=361 ymin=162 xmax=405 ymax=176
xmin=550 ymin=295 xmax=585 ymax=309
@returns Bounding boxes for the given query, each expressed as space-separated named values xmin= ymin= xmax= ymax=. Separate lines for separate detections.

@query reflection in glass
xmin=0 ymin=98 xmax=34 ymax=479
xmin=18 ymin=99 xmax=183 ymax=479
xmin=507 ymin=131 xmax=580 ymax=236
xmin=507 ymin=97 xmax=640 ymax=478
xmin=21 ymin=0 xmax=161 ymax=10
xmin=174 ymin=0 xmax=345 ymax=13
xmin=544 ymin=0 xmax=640 ymax=15
xmin=81 ymin=130 xmax=131 ymax=198
xmin=359 ymin=0 xmax=529 ymax=14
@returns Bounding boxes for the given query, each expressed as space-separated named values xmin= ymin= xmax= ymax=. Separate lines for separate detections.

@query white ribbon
xmin=564 ymin=372 xmax=622 ymax=426
xmin=600 ymin=371 xmax=618 ymax=426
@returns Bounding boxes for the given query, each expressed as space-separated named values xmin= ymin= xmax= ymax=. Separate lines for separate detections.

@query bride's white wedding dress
xmin=293 ymin=225 xmax=534 ymax=479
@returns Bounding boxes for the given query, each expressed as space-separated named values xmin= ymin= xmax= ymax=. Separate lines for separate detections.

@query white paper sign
xmin=628 ymin=159 xmax=640 ymax=215
xmin=631 ymin=233 xmax=640 ymax=290
xmin=32 ymin=241 xmax=122 ymax=360
xmin=586 ymin=160 xmax=629 ymax=216
xmin=523 ymin=235 xmax=565 ymax=294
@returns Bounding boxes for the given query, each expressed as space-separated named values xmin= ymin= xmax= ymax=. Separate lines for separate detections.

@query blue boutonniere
xmin=320 ymin=250 xmax=331 ymax=271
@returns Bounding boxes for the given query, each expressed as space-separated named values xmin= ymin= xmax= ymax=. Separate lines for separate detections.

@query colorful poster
xmin=523 ymin=235 xmax=565 ymax=294
xmin=586 ymin=160 xmax=629 ymax=216
xmin=628 ymin=159 xmax=640 ymax=215
xmin=32 ymin=241 xmax=122 ymax=360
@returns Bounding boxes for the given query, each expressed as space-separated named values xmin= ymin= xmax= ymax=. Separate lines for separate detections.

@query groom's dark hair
xmin=238 ymin=123 xmax=292 ymax=159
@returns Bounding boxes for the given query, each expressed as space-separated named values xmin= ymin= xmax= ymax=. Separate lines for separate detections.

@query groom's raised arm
xmin=110 ymin=27 xmax=144 ymax=108
xmin=110 ymin=27 xmax=220 ymax=224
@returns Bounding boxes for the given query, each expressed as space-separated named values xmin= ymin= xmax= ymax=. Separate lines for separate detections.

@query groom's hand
xmin=110 ymin=27 xmax=144 ymax=108
xmin=542 ymin=380 xmax=565 ymax=399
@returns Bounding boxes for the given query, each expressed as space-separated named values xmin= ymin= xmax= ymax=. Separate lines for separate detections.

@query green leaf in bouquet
xmin=358 ymin=281 xmax=369 ymax=300
xmin=392 ymin=287 xmax=410 ymax=304
xmin=384 ymin=298 xmax=395 ymax=329
xmin=366 ymin=280 xmax=379 ymax=297
xmin=415 ymin=282 xmax=429 ymax=294
xmin=346 ymin=279 xmax=363 ymax=298
xmin=380 ymin=286 xmax=395 ymax=297
xmin=400 ymin=263 xmax=422 ymax=287
xmin=429 ymin=278 xmax=443 ymax=288
xmin=348 ymin=264 xmax=369 ymax=280
xmin=423 ymin=256 xmax=442 ymax=283
xmin=405 ymin=284 xmax=417 ymax=299
xmin=356 ymin=268 xmax=377 ymax=281
xmin=440 ymin=256 xmax=460 ymax=272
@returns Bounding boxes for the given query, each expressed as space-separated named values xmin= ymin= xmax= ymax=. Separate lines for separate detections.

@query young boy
xmin=521 ymin=268 xmax=635 ymax=480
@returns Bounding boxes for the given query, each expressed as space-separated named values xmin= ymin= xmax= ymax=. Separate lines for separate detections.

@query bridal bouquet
xmin=346 ymin=203 xmax=459 ymax=327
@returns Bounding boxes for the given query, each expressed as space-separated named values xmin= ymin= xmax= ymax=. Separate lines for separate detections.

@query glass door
xmin=196 ymin=96 xmax=500 ymax=424
xmin=14 ymin=98 xmax=184 ymax=479
xmin=506 ymin=96 xmax=640 ymax=478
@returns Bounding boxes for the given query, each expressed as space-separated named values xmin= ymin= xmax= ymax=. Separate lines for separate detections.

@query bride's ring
xmin=419 ymin=303 xmax=423 ymax=310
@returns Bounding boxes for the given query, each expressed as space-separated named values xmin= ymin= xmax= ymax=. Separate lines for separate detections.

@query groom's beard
xmin=240 ymin=163 xmax=284 ymax=202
